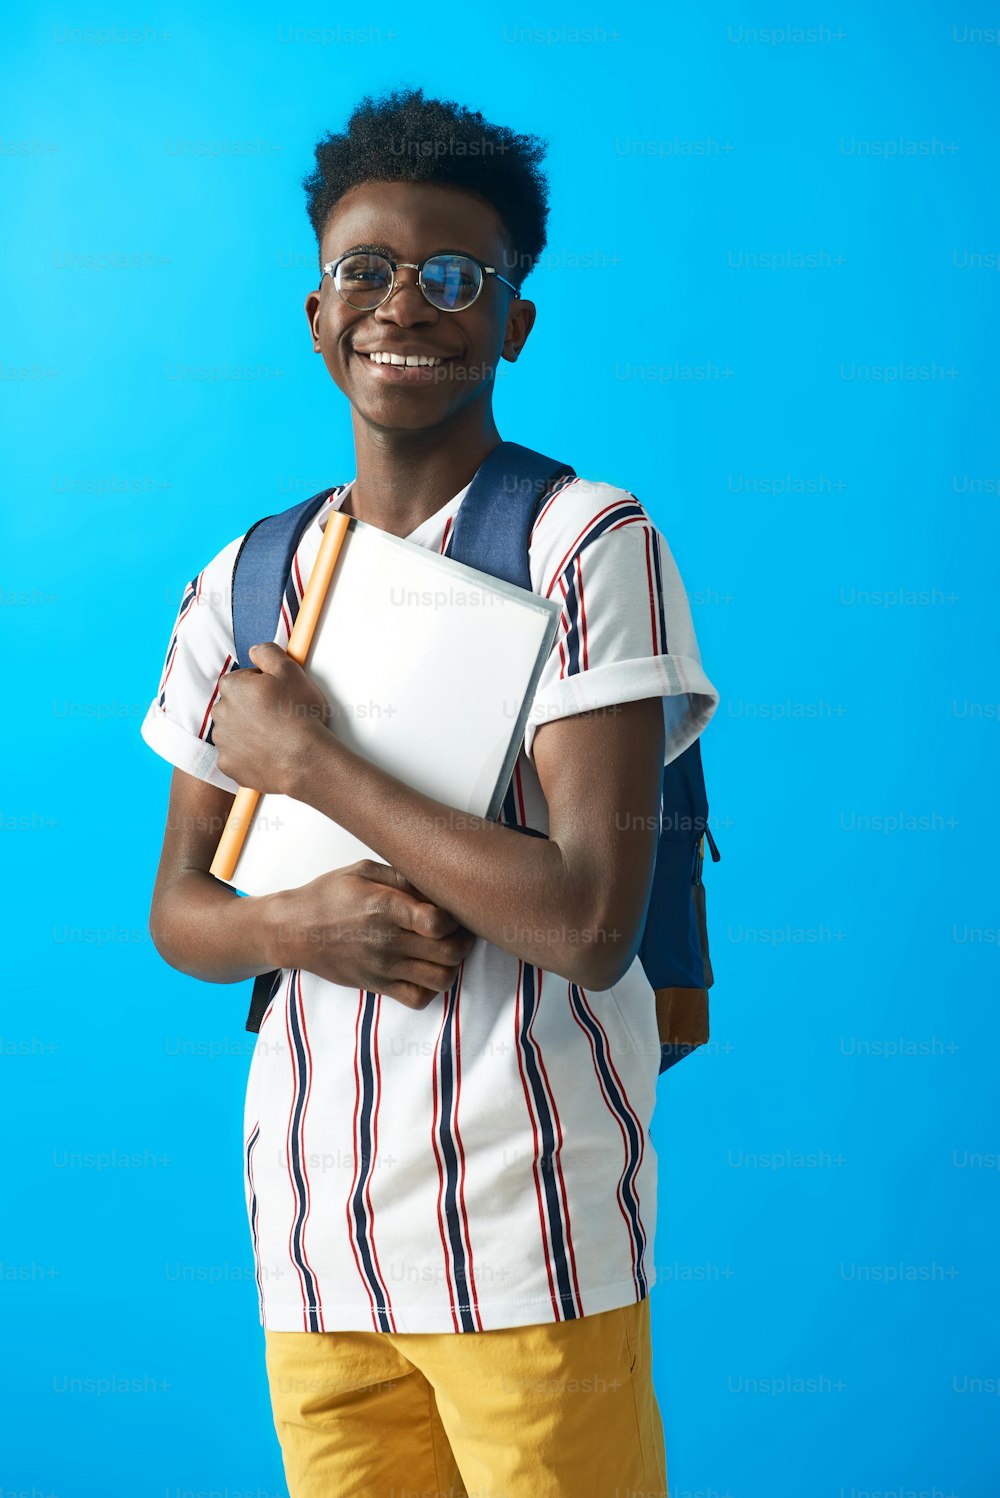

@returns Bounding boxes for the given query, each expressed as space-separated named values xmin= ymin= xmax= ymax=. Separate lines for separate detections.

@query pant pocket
xmin=621 ymin=1300 xmax=669 ymax=1496
xmin=620 ymin=1304 xmax=638 ymax=1374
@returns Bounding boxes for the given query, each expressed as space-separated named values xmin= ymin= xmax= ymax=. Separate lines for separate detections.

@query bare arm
xmin=147 ymin=769 xmax=278 ymax=984
xmin=271 ymin=695 xmax=667 ymax=991
xmin=147 ymin=766 xmax=476 ymax=1007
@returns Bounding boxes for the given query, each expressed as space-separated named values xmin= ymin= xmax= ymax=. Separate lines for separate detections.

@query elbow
xmin=564 ymin=903 xmax=641 ymax=992
xmin=572 ymin=949 xmax=633 ymax=993
xmin=148 ymin=887 xmax=188 ymax=976
xmin=148 ymin=902 xmax=175 ymax=970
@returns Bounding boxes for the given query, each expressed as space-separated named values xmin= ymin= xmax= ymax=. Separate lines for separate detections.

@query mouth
xmin=352 ymin=349 xmax=457 ymax=382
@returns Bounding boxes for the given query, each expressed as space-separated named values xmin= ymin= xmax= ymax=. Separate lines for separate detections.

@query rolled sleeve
xmin=524 ymin=506 xmax=719 ymax=764
xmin=139 ymin=533 xmax=245 ymax=792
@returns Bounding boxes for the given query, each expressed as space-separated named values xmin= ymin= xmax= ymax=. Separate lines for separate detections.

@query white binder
xmin=220 ymin=515 xmax=560 ymax=898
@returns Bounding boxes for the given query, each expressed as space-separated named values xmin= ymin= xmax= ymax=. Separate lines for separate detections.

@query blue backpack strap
xmin=448 ymin=440 xmax=575 ymax=846
xmin=447 ymin=440 xmax=575 ymax=591
xmin=230 ymin=487 xmax=339 ymax=671
xmin=229 ymin=486 xmax=339 ymax=1034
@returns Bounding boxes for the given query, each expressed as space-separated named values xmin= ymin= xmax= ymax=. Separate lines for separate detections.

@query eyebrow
xmin=337 ymin=242 xmax=481 ymax=261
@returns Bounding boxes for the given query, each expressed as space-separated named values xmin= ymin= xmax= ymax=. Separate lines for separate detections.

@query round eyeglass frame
xmin=320 ymin=251 xmax=520 ymax=312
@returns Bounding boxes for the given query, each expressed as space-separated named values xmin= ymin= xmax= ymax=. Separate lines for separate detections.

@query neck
xmin=346 ymin=405 xmax=503 ymax=536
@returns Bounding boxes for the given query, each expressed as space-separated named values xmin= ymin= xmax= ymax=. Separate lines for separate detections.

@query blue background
xmin=2 ymin=4 xmax=997 ymax=1495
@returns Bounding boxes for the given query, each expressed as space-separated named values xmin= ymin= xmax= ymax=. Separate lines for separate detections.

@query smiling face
xmin=304 ymin=180 xmax=536 ymax=433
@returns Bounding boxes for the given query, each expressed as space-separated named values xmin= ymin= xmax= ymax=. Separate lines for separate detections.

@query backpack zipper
xmin=694 ymin=825 xmax=721 ymax=884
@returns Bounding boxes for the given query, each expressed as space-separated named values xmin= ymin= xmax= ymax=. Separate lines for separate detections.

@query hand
xmin=264 ymin=859 xmax=478 ymax=1008
xmin=212 ymin=642 xmax=331 ymax=796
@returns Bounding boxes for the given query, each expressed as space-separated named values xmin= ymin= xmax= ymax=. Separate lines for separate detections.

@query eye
xmin=337 ymin=254 xmax=391 ymax=284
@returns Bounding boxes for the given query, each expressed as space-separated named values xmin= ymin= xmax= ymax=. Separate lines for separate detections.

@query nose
xmin=374 ymin=265 xmax=437 ymax=324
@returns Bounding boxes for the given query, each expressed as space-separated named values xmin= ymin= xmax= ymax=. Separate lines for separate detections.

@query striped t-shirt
xmin=140 ymin=472 xmax=719 ymax=1334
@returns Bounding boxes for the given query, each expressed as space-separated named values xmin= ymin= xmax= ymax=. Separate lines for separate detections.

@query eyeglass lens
xmin=335 ymin=253 xmax=482 ymax=311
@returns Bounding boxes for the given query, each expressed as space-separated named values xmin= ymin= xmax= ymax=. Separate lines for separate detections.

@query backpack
xmin=229 ymin=441 xmax=720 ymax=1074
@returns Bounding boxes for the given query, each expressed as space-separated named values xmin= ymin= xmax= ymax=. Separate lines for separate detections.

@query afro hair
xmin=302 ymin=86 xmax=550 ymax=288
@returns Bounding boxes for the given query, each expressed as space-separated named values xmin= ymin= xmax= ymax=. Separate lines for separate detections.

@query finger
xmin=377 ymin=982 xmax=443 ymax=1011
xmin=218 ymin=666 xmax=260 ymax=693
xmin=383 ymin=927 xmax=474 ymax=969
xmin=353 ymin=862 xmax=463 ymax=937
xmin=355 ymin=863 xmax=443 ymax=921
xmin=381 ymin=958 xmax=464 ymax=996
xmin=355 ymin=860 xmax=422 ymax=896
xmin=248 ymin=642 xmax=290 ymax=675
xmin=384 ymin=889 xmax=460 ymax=940
xmin=388 ymin=872 xmax=433 ymax=904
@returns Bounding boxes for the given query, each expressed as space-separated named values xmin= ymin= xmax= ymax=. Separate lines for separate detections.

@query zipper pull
xmin=704 ymin=824 xmax=721 ymax=862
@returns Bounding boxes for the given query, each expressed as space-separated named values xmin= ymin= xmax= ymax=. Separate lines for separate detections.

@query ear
xmin=304 ymin=289 xmax=322 ymax=351
xmin=502 ymin=298 xmax=536 ymax=363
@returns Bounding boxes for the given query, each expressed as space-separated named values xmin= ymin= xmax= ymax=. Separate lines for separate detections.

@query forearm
xmin=150 ymin=869 xmax=280 ymax=985
xmin=288 ymin=728 xmax=613 ymax=986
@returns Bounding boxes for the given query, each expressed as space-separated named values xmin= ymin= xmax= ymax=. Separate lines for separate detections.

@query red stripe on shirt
xmin=528 ymin=972 xmax=583 ymax=1316
xmin=346 ymin=990 xmax=382 ymax=1329
xmin=544 ymin=501 xmax=636 ymax=598
xmin=294 ymin=971 xmax=324 ymax=1331
xmin=199 ymin=655 xmax=232 ymax=740
xmin=530 ymin=475 xmax=581 ymax=543
xmin=568 ymin=986 xmax=647 ymax=1294
xmin=576 ymin=556 xmax=589 ymax=671
xmin=284 ymin=992 xmax=309 ymax=1328
xmin=160 ymin=638 xmax=178 ymax=696
xmin=557 ymin=573 xmax=570 ymax=680
xmin=364 ymin=991 xmax=395 ymax=1333
xmin=450 ymin=968 xmax=483 ymax=1329
xmin=642 ymin=525 xmax=659 ymax=652
xmin=430 ymin=993 xmax=461 ymax=1333
xmin=514 ymin=760 xmax=527 ymax=826
xmin=513 ymin=961 xmax=562 ymax=1319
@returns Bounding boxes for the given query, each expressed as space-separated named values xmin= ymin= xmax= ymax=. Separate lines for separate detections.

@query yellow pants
xmin=264 ymin=1297 xmax=668 ymax=1498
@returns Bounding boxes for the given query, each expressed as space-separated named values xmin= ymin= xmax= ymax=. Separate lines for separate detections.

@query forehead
xmin=322 ymin=180 xmax=507 ymax=261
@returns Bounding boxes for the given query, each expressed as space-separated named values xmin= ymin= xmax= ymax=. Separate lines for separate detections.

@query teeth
xmin=367 ymin=352 xmax=442 ymax=367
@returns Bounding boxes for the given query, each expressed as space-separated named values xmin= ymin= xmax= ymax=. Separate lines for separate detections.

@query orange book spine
xmin=208 ymin=509 xmax=352 ymax=884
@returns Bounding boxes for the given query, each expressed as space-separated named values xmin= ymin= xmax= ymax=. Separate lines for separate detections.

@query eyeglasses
xmin=320 ymin=251 xmax=520 ymax=312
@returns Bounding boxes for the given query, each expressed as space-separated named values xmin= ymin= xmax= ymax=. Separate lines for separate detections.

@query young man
xmin=141 ymin=87 xmax=718 ymax=1498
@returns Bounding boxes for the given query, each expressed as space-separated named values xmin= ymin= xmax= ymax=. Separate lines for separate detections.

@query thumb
xmin=248 ymin=642 xmax=288 ymax=675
